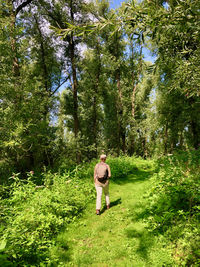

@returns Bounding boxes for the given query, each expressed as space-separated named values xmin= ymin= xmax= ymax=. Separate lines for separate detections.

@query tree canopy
xmin=0 ymin=0 xmax=200 ymax=178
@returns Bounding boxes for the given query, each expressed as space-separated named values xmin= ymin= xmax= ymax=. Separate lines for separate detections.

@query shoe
xmin=96 ymin=209 xmax=100 ymax=215
xmin=107 ymin=205 xmax=110 ymax=210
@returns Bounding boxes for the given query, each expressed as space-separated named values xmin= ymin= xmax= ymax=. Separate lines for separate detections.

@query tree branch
xmin=15 ymin=0 xmax=34 ymax=15
xmin=50 ymin=76 xmax=70 ymax=97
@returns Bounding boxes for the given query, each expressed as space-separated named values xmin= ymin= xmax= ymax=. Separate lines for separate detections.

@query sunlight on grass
xmin=49 ymin=158 xmax=174 ymax=266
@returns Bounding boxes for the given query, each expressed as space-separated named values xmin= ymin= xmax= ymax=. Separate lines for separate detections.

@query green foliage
xmin=0 ymin=156 xmax=154 ymax=265
xmin=48 ymin=156 xmax=174 ymax=266
xmin=1 ymin=0 xmax=200 ymax=263
xmin=0 ymin=170 xmax=95 ymax=265
xmin=107 ymin=156 xmax=154 ymax=182
xmin=1 ymin=154 xmax=199 ymax=265
xmin=146 ymin=149 xmax=200 ymax=265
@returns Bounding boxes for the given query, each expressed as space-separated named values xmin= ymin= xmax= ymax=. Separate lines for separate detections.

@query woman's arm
xmin=94 ymin=164 xmax=98 ymax=181
xmin=107 ymin=165 xmax=111 ymax=178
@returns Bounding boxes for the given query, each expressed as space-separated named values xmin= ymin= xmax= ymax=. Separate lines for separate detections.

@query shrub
xmin=107 ymin=156 xmax=155 ymax=182
xmin=0 ymin=155 xmax=154 ymax=266
xmin=145 ymin=149 xmax=200 ymax=265
xmin=0 ymin=170 xmax=95 ymax=265
xmin=0 ymin=159 xmax=16 ymax=185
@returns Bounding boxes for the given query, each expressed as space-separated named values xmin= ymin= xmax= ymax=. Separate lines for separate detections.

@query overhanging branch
xmin=15 ymin=0 xmax=34 ymax=15
xmin=50 ymin=76 xmax=70 ymax=97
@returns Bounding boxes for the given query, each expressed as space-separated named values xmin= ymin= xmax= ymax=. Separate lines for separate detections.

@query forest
xmin=0 ymin=0 xmax=200 ymax=266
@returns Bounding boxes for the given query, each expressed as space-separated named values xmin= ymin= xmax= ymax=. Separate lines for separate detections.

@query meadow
xmin=1 ymin=151 xmax=199 ymax=266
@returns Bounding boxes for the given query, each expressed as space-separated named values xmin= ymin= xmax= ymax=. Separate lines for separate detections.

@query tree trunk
xmin=34 ymin=16 xmax=50 ymax=122
xmin=9 ymin=0 xmax=34 ymax=90
xmin=92 ymin=39 xmax=101 ymax=158
xmin=8 ymin=1 xmax=20 ymax=78
xmin=129 ymin=38 xmax=143 ymax=155
xmin=164 ymin=123 xmax=168 ymax=154
xmin=131 ymin=45 xmax=143 ymax=119
xmin=35 ymin=16 xmax=49 ymax=92
xmin=190 ymin=120 xmax=199 ymax=149
xmin=9 ymin=0 xmax=34 ymax=77
xmin=116 ymin=70 xmax=126 ymax=154
xmin=188 ymin=97 xmax=200 ymax=150
xmin=179 ymin=130 xmax=184 ymax=149
xmin=143 ymin=135 xmax=148 ymax=159
xmin=92 ymin=92 xmax=98 ymax=156
xmin=131 ymin=83 xmax=137 ymax=118
xmin=69 ymin=0 xmax=80 ymax=163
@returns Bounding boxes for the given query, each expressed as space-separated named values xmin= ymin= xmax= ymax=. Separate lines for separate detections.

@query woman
xmin=94 ymin=154 xmax=111 ymax=215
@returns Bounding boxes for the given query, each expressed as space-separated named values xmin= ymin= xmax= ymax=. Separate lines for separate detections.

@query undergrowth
xmin=0 ymin=156 xmax=146 ymax=266
xmin=145 ymin=149 xmax=200 ymax=266
xmin=1 ymin=152 xmax=199 ymax=266
xmin=0 ymin=171 xmax=95 ymax=266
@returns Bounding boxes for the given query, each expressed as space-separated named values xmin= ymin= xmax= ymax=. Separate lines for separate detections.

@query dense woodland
xmin=1 ymin=0 xmax=200 ymax=177
xmin=0 ymin=0 xmax=200 ymax=266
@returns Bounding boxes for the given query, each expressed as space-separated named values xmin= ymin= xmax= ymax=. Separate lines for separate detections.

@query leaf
xmin=0 ymin=240 xmax=7 ymax=251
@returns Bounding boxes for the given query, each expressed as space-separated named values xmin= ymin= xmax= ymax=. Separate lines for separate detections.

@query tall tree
xmin=40 ymin=0 xmax=94 ymax=162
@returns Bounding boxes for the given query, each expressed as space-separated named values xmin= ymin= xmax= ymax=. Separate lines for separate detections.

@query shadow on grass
xmin=126 ymin=201 xmax=151 ymax=222
xmin=125 ymin=228 xmax=155 ymax=260
xmin=51 ymin=235 xmax=72 ymax=263
xmin=101 ymin=197 xmax=122 ymax=214
xmin=112 ymin=169 xmax=154 ymax=185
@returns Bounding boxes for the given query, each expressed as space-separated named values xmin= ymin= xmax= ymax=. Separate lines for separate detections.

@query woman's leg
xmin=103 ymin=183 xmax=110 ymax=207
xmin=95 ymin=184 xmax=103 ymax=210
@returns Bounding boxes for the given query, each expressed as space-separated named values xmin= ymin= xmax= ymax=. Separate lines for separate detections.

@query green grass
xmin=51 ymin=160 xmax=175 ymax=267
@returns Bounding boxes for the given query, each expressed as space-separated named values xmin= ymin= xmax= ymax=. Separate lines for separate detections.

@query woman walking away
xmin=94 ymin=154 xmax=111 ymax=215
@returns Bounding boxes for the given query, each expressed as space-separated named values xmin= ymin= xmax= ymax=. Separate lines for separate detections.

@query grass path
xmin=55 ymin=164 xmax=174 ymax=266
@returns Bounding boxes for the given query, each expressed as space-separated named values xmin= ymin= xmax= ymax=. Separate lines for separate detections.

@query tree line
xmin=1 ymin=0 xmax=200 ymax=180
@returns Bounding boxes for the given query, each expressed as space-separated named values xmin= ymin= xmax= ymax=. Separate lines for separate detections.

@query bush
xmin=107 ymin=156 xmax=155 ymax=182
xmin=0 ymin=160 xmax=16 ymax=185
xmin=0 ymin=170 xmax=95 ymax=266
xmin=145 ymin=149 xmax=200 ymax=265
xmin=0 ymin=155 xmax=154 ymax=266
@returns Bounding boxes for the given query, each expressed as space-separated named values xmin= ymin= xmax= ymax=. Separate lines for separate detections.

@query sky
xmin=109 ymin=0 xmax=155 ymax=63
xmin=109 ymin=0 xmax=126 ymax=9
xmin=57 ymin=0 xmax=155 ymax=95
